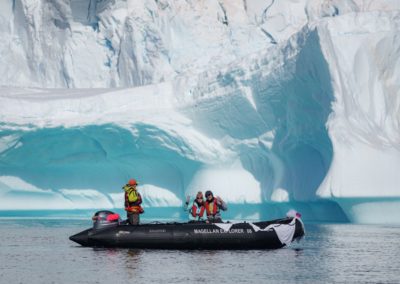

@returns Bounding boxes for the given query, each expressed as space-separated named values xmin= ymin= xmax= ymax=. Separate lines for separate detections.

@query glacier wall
xmin=316 ymin=11 xmax=400 ymax=223
xmin=0 ymin=0 xmax=399 ymax=223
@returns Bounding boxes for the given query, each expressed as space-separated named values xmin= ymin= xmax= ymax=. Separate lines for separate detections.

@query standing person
xmin=123 ymin=179 xmax=144 ymax=225
xmin=204 ymin=190 xmax=227 ymax=223
xmin=184 ymin=191 xmax=206 ymax=221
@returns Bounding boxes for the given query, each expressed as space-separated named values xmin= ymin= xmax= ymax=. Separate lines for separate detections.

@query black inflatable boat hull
xmin=70 ymin=218 xmax=304 ymax=250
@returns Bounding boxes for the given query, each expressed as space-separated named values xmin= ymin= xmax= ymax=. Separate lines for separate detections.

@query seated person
xmin=204 ymin=190 xmax=227 ymax=223
xmin=184 ymin=191 xmax=206 ymax=221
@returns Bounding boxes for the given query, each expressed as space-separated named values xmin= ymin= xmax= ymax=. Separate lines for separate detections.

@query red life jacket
xmin=191 ymin=203 xmax=205 ymax=218
xmin=125 ymin=205 xmax=144 ymax=214
xmin=205 ymin=199 xmax=218 ymax=216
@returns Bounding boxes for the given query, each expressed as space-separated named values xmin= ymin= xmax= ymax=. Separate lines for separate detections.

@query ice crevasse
xmin=0 ymin=0 xmax=399 ymax=224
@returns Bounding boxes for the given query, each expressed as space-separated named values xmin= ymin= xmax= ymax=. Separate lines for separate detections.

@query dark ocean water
xmin=0 ymin=218 xmax=399 ymax=284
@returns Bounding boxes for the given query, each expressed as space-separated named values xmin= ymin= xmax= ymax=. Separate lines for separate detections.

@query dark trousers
xmin=207 ymin=216 xmax=222 ymax=223
xmin=127 ymin=212 xmax=140 ymax=225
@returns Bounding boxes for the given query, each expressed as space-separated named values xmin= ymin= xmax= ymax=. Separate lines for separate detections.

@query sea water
xmin=0 ymin=218 xmax=399 ymax=284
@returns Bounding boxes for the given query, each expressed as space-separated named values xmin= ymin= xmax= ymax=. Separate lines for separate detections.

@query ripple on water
xmin=0 ymin=220 xmax=399 ymax=283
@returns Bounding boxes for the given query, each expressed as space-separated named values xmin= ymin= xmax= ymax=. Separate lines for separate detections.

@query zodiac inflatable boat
xmin=70 ymin=210 xmax=305 ymax=249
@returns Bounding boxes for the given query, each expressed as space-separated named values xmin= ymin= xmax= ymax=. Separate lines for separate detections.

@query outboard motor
xmin=92 ymin=210 xmax=121 ymax=231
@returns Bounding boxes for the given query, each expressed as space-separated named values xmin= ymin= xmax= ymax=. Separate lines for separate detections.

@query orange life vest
xmin=125 ymin=205 xmax=144 ymax=214
xmin=205 ymin=199 xmax=218 ymax=216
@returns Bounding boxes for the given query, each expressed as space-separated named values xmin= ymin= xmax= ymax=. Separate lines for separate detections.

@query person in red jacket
xmin=123 ymin=179 xmax=144 ymax=225
xmin=188 ymin=191 xmax=206 ymax=221
xmin=204 ymin=190 xmax=227 ymax=223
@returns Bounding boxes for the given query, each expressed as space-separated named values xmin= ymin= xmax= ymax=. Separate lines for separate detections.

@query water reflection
xmin=121 ymin=250 xmax=142 ymax=279
xmin=84 ymin=225 xmax=399 ymax=284
xmin=2 ymin=220 xmax=398 ymax=283
xmin=127 ymin=249 xmax=143 ymax=259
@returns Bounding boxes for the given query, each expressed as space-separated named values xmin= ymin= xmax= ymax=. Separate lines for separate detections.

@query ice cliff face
xmin=0 ymin=0 xmax=399 ymax=223
xmin=0 ymin=0 xmax=316 ymax=87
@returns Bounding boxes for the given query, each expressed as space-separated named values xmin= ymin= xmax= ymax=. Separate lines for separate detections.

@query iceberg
xmin=0 ymin=0 xmax=399 ymax=224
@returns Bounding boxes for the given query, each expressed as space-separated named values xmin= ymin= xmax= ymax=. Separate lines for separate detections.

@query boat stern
xmin=293 ymin=218 xmax=305 ymax=242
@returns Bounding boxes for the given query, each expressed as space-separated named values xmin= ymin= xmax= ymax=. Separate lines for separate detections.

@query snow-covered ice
xmin=0 ymin=0 xmax=399 ymax=223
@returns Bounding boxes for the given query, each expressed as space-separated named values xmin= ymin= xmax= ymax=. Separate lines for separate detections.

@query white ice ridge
xmin=0 ymin=0 xmax=398 ymax=88
xmin=0 ymin=1 xmax=400 ymax=223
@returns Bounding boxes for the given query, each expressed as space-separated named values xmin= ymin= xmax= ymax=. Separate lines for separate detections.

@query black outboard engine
xmin=92 ymin=210 xmax=121 ymax=231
